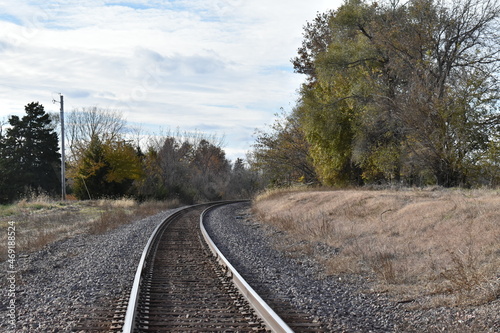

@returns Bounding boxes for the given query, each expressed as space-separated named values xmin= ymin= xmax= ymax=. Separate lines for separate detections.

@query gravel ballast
xmin=203 ymin=202 xmax=500 ymax=332
xmin=0 ymin=208 xmax=178 ymax=332
xmin=1 ymin=202 xmax=498 ymax=332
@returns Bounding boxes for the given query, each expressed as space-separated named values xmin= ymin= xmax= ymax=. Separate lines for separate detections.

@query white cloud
xmin=0 ymin=0 xmax=341 ymax=160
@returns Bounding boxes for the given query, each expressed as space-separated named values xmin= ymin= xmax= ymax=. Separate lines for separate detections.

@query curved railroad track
xmin=77 ymin=201 xmax=325 ymax=332
xmin=124 ymin=202 xmax=277 ymax=332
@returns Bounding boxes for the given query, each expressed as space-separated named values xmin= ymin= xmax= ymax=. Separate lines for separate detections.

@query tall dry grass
xmin=0 ymin=197 xmax=180 ymax=260
xmin=253 ymin=188 xmax=500 ymax=307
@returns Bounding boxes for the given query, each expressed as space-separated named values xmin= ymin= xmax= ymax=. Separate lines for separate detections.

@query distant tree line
xmin=252 ymin=0 xmax=500 ymax=188
xmin=0 ymin=104 xmax=262 ymax=204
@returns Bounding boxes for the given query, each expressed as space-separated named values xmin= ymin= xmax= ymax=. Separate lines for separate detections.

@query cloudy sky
xmin=0 ymin=0 xmax=341 ymax=161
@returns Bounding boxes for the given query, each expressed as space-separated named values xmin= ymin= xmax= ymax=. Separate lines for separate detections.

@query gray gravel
xmin=203 ymin=202 xmax=500 ymax=332
xmin=1 ymin=202 xmax=498 ymax=332
xmin=0 ymin=208 xmax=178 ymax=332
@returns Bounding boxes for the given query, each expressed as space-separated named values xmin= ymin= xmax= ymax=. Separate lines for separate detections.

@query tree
xmin=133 ymin=146 xmax=168 ymax=200
xmin=252 ymin=109 xmax=318 ymax=186
xmin=65 ymin=106 xmax=145 ymax=199
xmin=293 ymin=0 xmax=500 ymax=187
xmin=71 ymin=135 xmax=142 ymax=199
xmin=156 ymin=136 xmax=194 ymax=202
xmin=134 ymin=135 xmax=199 ymax=203
xmin=226 ymin=158 xmax=262 ymax=199
xmin=369 ymin=0 xmax=500 ymax=186
xmin=190 ymin=139 xmax=231 ymax=201
xmin=292 ymin=10 xmax=336 ymax=84
xmin=67 ymin=106 xmax=126 ymax=163
xmin=297 ymin=0 xmax=379 ymax=186
xmin=476 ymin=134 xmax=500 ymax=186
xmin=0 ymin=102 xmax=61 ymax=202
xmin=0 ymin=130 xmax=20 ymax=203
xmin=133 ymin=133 xmax=253 ymax=203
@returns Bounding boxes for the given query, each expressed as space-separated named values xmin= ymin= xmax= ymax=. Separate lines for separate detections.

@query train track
xmin=76 ymin=202 xmax=325 ymax=332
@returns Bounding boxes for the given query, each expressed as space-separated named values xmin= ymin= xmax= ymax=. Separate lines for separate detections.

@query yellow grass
xmin=0 ymin=198 xmax=180 ymax=260
xmin=253 ymin=188 xmax=500 ymax=307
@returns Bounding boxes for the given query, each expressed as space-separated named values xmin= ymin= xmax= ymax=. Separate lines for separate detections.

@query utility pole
xmin=54 ymin=94 xmax=66 ymax=200
xmin=60 ymin=94 xmax=66 ymax=200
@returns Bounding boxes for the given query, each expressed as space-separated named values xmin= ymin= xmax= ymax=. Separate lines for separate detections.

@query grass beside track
xmin=253 ymin=187 xmax=500 ymax=308
xmin=0 ymin=197 xmax=180 ymax=261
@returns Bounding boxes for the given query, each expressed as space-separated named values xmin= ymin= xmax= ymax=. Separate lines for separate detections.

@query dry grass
xmin=253 ymin=188 xmax=500 ymax=307
xmin=0 ymin=198 xmax=180 ymax=260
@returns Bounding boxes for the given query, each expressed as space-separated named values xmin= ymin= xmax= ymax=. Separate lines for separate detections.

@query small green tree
xmin=71 ymin=136 xmax=142 ymax=199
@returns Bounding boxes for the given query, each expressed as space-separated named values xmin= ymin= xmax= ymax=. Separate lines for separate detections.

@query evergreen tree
xmin=0 ymin=102 xmax=61 ymax=202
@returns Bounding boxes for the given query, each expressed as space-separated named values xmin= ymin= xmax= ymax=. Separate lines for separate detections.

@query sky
xmin=0 ymin=0 xmax=342 ymax=161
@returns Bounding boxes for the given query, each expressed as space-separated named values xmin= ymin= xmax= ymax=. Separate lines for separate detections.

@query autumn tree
xmin=294 ymin=0 xmax=379 ymax=185
xmin=189 ymin=139 xmax=231 ymax=200
xmin=66 ymin=106 xmax=146 ymax=199
xmin=133 ymin=135 xmax=206 ymax=203
xmin=156 ymin=136 xmax=194 ymax=202
xmin=66 ymin=106 xmax=126 ymax=163
xmin=226 ymin=158 xmax=262 ymax=198
xmin=0 ymin=102 xmax=61 ymax=202
xmin=370 ymin=0 xmax=500 ymax=186
xmin=291 ymin=10 xmax=335 ymax=84
xmin=71 ymin=135 xmax=143 ymax=199
xmin=133 ymin=133 xmax=255 ymax=202
xmin=293 ymin=0 xmax=500 ymax=187
xmin=252 ymin=109 xmax=318 ymax=186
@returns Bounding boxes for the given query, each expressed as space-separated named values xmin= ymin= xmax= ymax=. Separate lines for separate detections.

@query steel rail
xmin=200 ymin=203 xmax=294 ymax=333
xmin=123 ymin=201 xmax=293 ymax=333
xmin=122 ymin=206 xmax=190 ymax=333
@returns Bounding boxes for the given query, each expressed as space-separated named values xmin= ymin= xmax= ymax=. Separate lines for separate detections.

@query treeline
xmin=3 ymin=0 xmax=499 ymax=200
xmin=0 ymin=104 xmax=261 ymax=204
xmin=252 ymin=0 xmax=500 ymax=188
